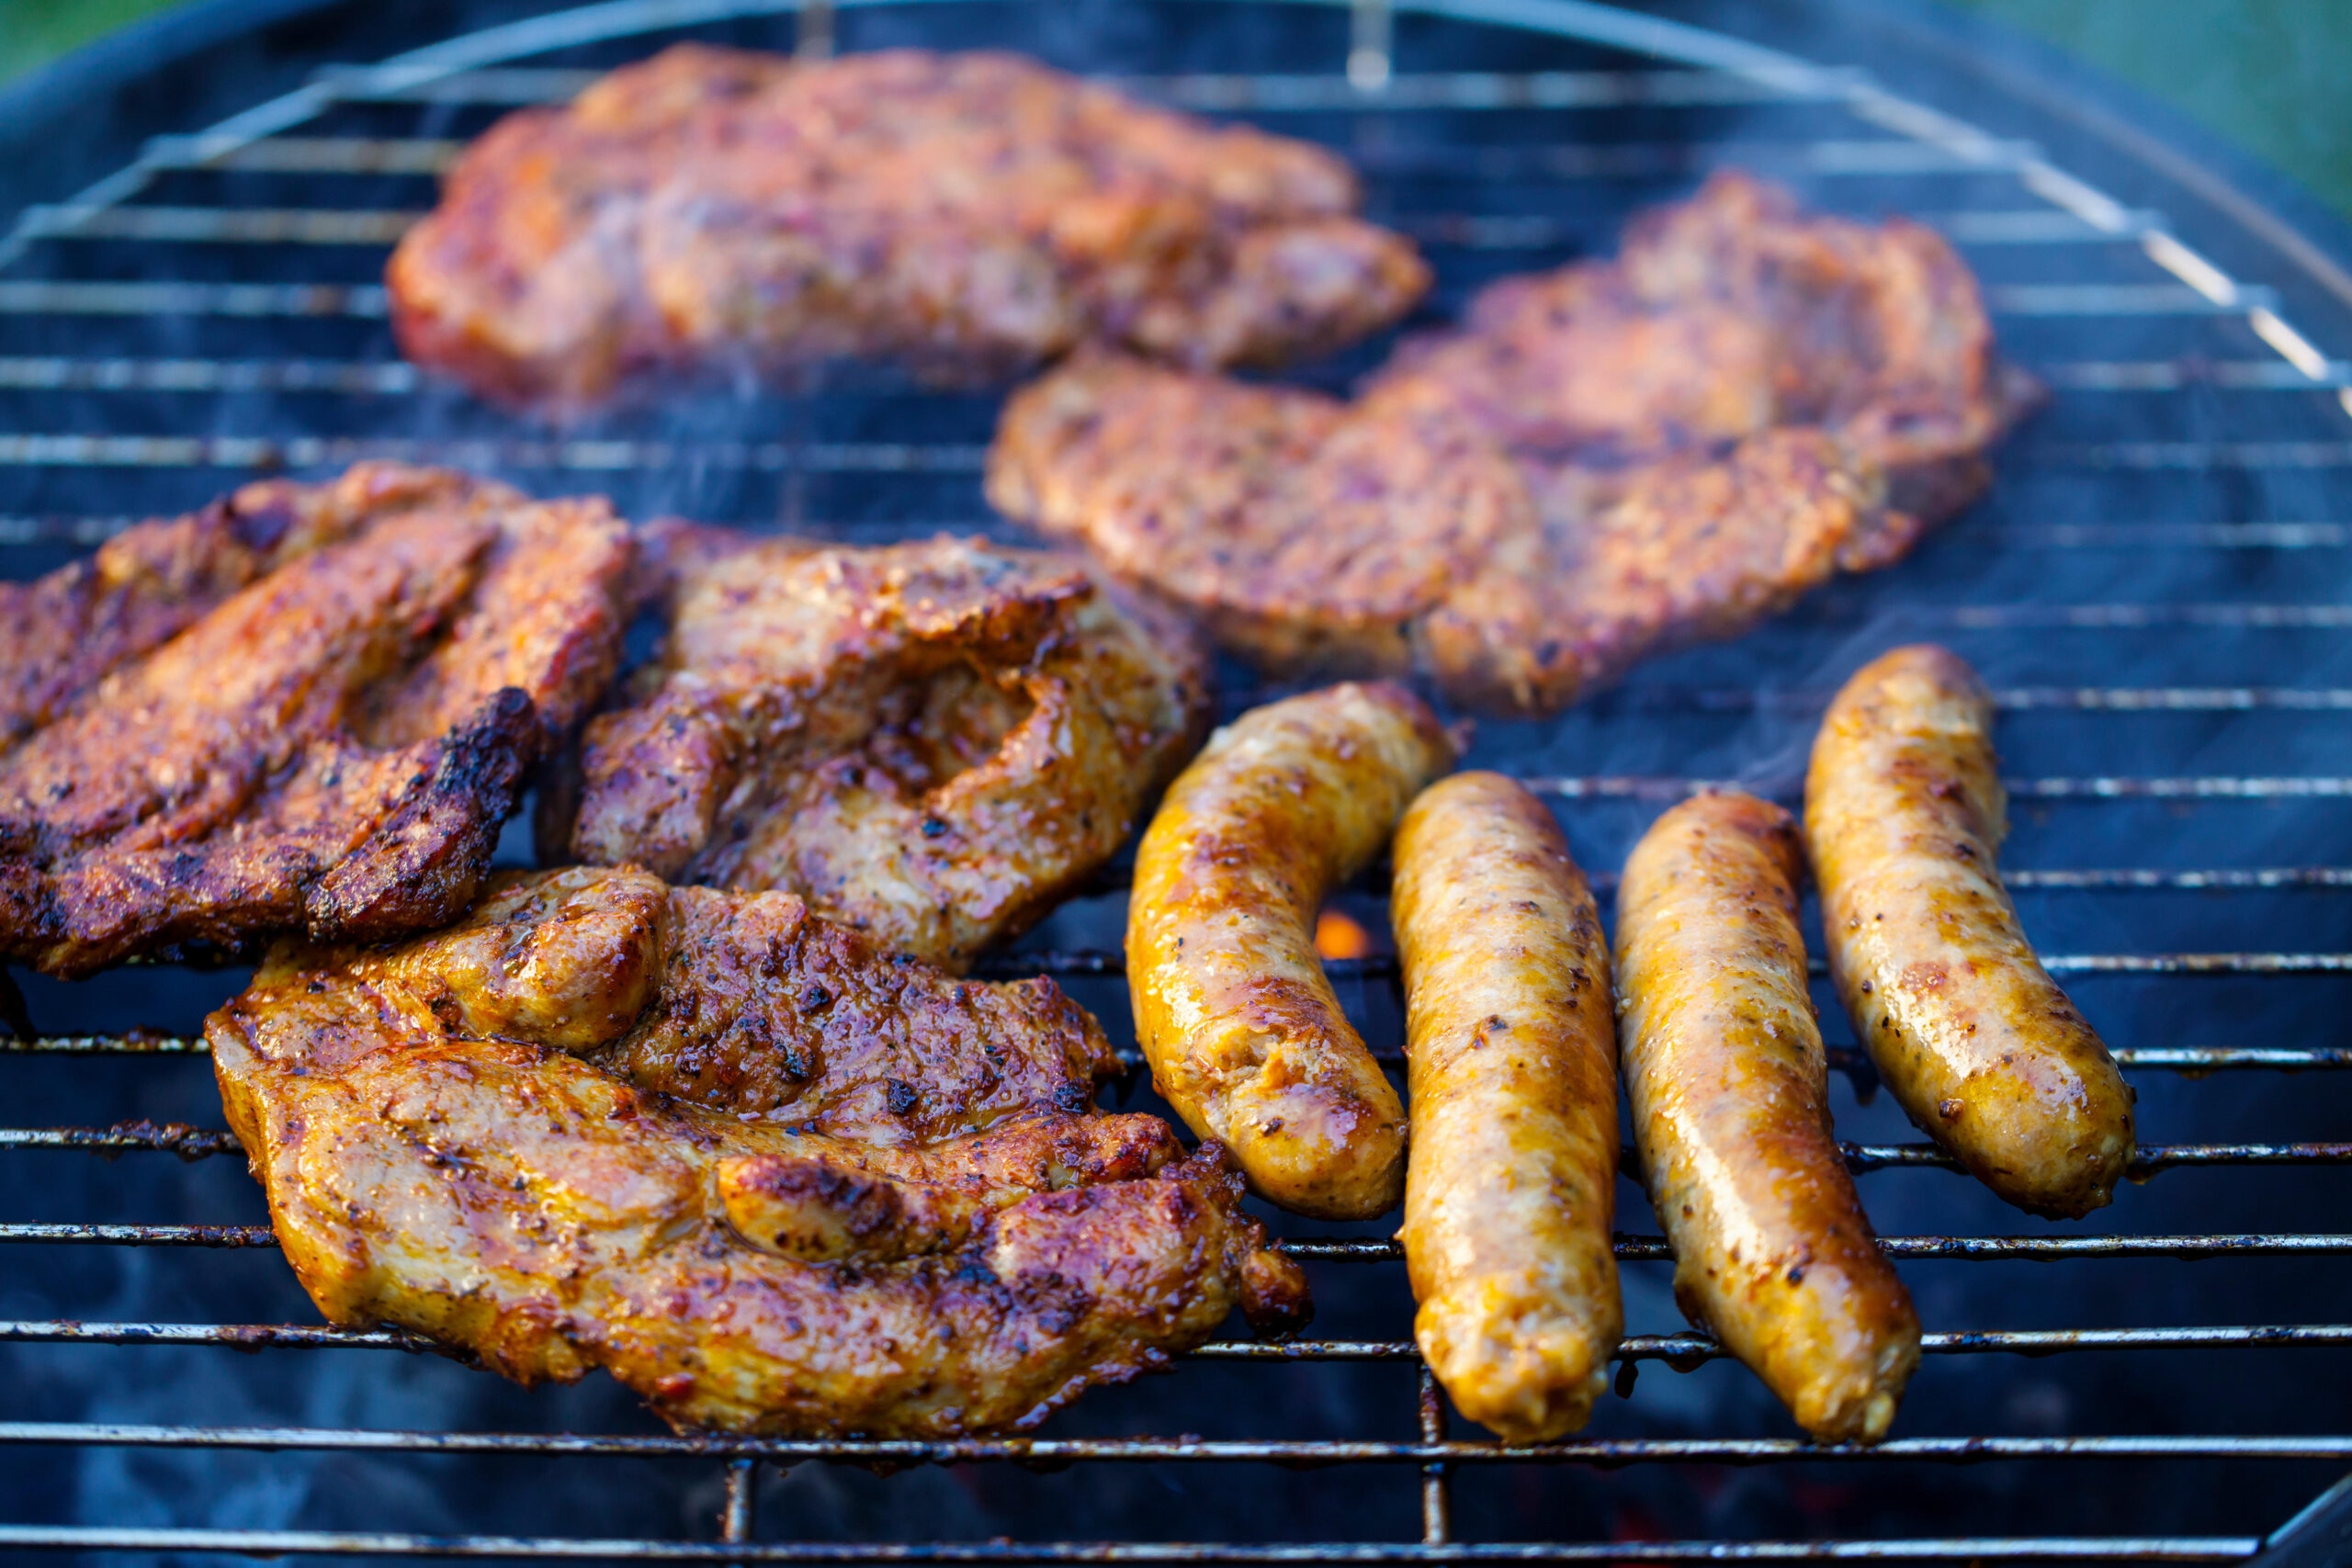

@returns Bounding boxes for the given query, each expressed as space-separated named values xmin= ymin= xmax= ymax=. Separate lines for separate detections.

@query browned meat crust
xmin=1615 ymin=791 xmax=1920 ymax=1444
xmin=210 ymin=865 xmax=1310 ymax=1437
xmin=388 ymin=45 xmax=1430 ymax=411
xmin=1805 ymin=646 xmax=2134 ymax=1218
xmin=989 ymin=173 xmax=2040 ymax=714
xmin=0 ymin=464 xmax=631 ymax=977
xmin=1127 ymin=682 xmax=1454 ymax=1220
xmin=1393 ymin=772 xmax=1622 ymax=1442
xmin=556 ymin=525 xmax=1210 ymax=973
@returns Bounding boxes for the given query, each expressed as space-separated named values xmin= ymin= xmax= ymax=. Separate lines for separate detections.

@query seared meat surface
xmin=389 ymin=45 xmax=1430 ymax=411
xmin=0 ymin=465 xmax=630 ymax=976
xmin=558 ymin=526 xmax=1209 ymax=972
xmin=989 ymin=174 xmax=2039 ymax=714
xmin=211 ymin=866 xmax=1309 ymax=1437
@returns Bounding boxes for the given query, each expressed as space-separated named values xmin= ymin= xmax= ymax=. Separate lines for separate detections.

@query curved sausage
xmin=1615 ymin=791 xmax=1919 ymax=1444
xmin=1805 ymin=645 xmax=2133 ymax=1219
xmin=1128 ymin=682 xmax=1453 ymax=1218
xmin=1393 ymin=772 xmax=1622 ymax=1440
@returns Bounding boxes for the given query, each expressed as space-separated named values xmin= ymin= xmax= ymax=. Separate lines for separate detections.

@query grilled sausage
xmin=1128 ymin=682 xmax=1454 ymax=1218
xmin=1616 ymin=791 xmax=1920 ymax=1444
xmin=1393 ymin=773 xmax=1623 ymax=1439
xmin=1805 ymin=645 xmax=2133 ymax=1218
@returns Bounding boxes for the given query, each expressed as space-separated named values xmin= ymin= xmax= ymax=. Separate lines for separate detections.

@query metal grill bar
xmin=14 ymin=205 xmax=422 ymax=245
xmin=0 ymin=280 xmax=387 ymax=316
xmin=1417 ymin=1368 xmax=1452 ymax=1547
xmin=8 ymin=516 xmax=2348 ymax=551
xmin=1610 ymin=688 xmax=2352 ymax=713
xmin=7 ymin=1035 xmax=2343 ymax=1078
xmin=0 ymin=1420 xmax=2343 ymax=1466
xmin=957 ymin=949 xmax=2352 ymax=980
xmin=0 ymin=1224 xmax=277 ymax=1247
xmin=1849 ymin=1143 xmax=2352 ymax=1175
xmin=2043 ymin=361 xmax=2352 ymax=389
xmin=0 ymin=1122 xmax=239 ymax=1156
xmin=1520 ymin=775 xmax=2352 ymax=801
xmin=6 ymin=1225 xmax=2346 ymax=1261
xmin=0 ymin=945 xmax=2337 ymax=987
xmin=0 ymin=279 xmax=2237 ymax=321
xmin=1283 ymin=1235 xmax=2352 ymax=1262
xmin=30 ymin=431 xmax=2352 ymax=492
xmin=722 ymin=1458 xmax=758 ymax=1553
xmin=1913 ymin=605 xmax=2352 ymax=628
xmin=0 ymin=357 xmax=2328 ymax=400
xmin=0 ymin=434 xmax=988 ymax=472
xmin=0 ymin=1321 xmax=432 ymax=1350
xmin=304 ymin=64 xmax=599 ymax=101
xmin=2039 ymin=443 xmax=2352 ymax=468
xmin=10 ymin=1321 xmax=2349 ymax=1362
xmin=2005 ymin=865 xmax=2352 ymax=886
xmin=0 ymin=358 xmax=420 ymax=393
xmin=141 ymin=135 xmax=462 ymax=173
xmin=0 ymin=205 xmax=2188 ymax=258
xmin=0 ymin=1033 xmax=206 ymax=1055
xmin=6 ymin=515 xmax=2349 ymax=551
xmin=1413 ymin=214 xmax=2163 ymax=249
xmin=1987 ymin=284 xmax=2269 ymax=314
xmin=304 ymin=63 xmax=1859 ymax=111
xmin=1973 ymin=524 xmax=2350 ymax=548
xmin=130 ymin=134 xmax=2087 ymax=183
xmin=0 ymin=1526 xmax=2276 ymax=1562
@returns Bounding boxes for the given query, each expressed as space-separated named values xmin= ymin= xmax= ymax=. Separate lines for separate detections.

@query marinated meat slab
xmin=0 ymin=464 xmax=631 ymax=976
xmin=211 ymin=866 xmax=1310 ymax=1437
xmin=556 ymin=526 xmax=1210 ymax=973
xmin=989 ymin=174 xmax=2040 ymax=714
xmin=389 ymin=45 xmax=1430 ymax=411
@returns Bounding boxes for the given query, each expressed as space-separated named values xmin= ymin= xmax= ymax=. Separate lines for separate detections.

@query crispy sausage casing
xmin=1393 ymin=773 xmax=1623 ymax=1440
xmin=1806 ymin=645 xmax=2133 ymax=1219
xmin=1616 ymin=791 xmax=1920 ymax=1444
xmin=1128 ymin=682 xmax=1453 ymax=1218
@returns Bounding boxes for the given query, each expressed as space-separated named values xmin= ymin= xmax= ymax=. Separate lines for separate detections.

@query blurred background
xmin=8 ymin=0 xmax=2347 ymax=219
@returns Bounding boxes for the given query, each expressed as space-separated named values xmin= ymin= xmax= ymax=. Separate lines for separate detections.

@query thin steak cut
xmin=0 ymin=463 xmax=631 ymax=976
xmin=988 ymin=174 xmax=2041 ymax=715
xmin=388 ymin=45 xmax=1430 ymax=412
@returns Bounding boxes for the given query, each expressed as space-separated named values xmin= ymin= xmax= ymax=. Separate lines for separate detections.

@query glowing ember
xmin=1313 ymin=908 xmax=1374 ymax=960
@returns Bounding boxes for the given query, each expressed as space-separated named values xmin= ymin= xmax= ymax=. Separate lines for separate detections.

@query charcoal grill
xmin=5 ymin=0 xmax=2352 ymax=1560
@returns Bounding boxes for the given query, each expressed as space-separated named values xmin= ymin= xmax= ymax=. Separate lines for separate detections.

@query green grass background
xmin=1 ymin=0 xmax=2348 ymax=216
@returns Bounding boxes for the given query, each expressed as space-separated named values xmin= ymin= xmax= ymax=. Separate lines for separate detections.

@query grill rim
xmin=6 ymin=0 xmax=2352 ymax=1560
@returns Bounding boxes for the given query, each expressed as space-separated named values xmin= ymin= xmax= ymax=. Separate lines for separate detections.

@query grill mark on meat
xmin=554 ymin=525 xmax=1209 ymax=974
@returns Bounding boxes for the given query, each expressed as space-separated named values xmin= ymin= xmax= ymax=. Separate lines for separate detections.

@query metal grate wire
xmin=5 ymin=0 xmax=2352 ymax=1560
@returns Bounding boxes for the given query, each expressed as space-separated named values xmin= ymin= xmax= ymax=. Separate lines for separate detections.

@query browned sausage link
xmin=1393 ymin=772 xmax=1622 ymax=1441
xmin=1615 ymin=791 xmax=1920 ymax=1444
xmin=1128 ymin=682 xmax=1453 ymax=1219
xmin=1805 ymin=645 xmax=2134 ymax=1219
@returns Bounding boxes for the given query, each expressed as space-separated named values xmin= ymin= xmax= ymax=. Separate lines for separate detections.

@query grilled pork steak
xmin=989 ymin=174 xmax=2040 ymax=715
xmin=553 ymin=526 xmax=1210 ymax=973
xmin=0 ymin=464 xmax=630 ymax=976
xmin=211 ymin=866 xmax=1310 ymax=1437
xmin=388 ymin=45 xmax=1430 ymax=411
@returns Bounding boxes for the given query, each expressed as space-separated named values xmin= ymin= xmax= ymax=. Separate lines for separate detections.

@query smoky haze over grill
xmin=3 ymin=0 xmax=2352 ymax=1560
